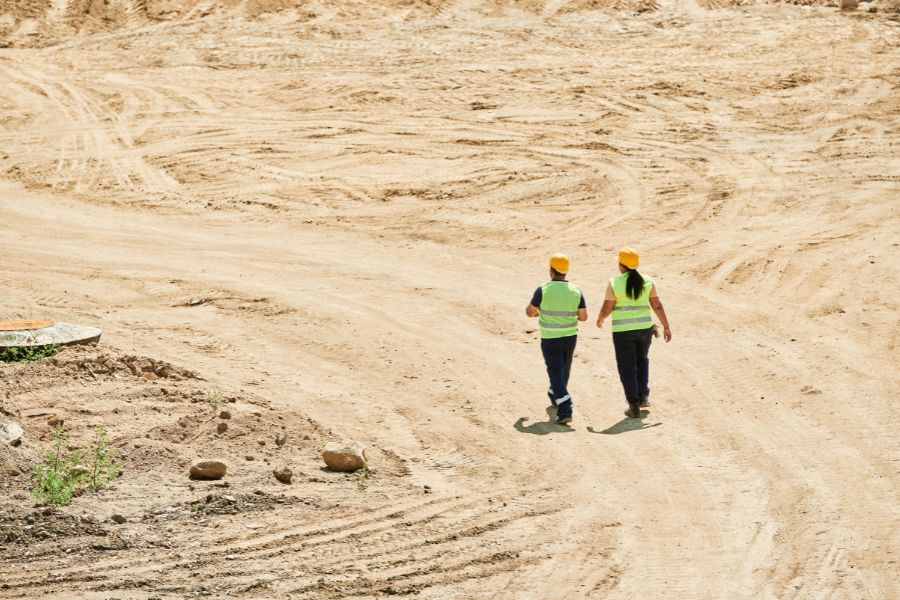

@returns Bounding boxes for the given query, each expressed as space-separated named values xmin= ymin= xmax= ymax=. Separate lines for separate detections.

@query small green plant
xmin=192 ymin=501 xmax=203 ymax=512
xmin=85 ymin=427 xmax=122 ymax=491
xmin=356 ymin=463 xmax=370 ymax=493
xmin=205 ymin=389 xmax=224 ymax=409
xmin=0 ymin=344 xmax=59 ymax=363
xmin=30 ymin=424 xmax=122 ymax=506
xmin=31 ymin=424 xmax=83 ymax=506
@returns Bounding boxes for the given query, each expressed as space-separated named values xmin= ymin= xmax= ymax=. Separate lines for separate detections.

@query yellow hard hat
xmin=618 ymin=247 xmax=639 ymax=269
xmin=549 ymin=253 xmax=570 ymax=274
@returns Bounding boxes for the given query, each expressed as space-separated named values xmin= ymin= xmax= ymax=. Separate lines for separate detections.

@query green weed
xmin=356 ymin=463 xmax=370 ymax=493
xmin=0 ymin=344 xmax=59 ymax=363
xmin=205 ymin=389 xmax=224 ymax=409
xmin=85 ymin=427 xmax=122 ymax=491
xmin=30 ymin=424 xmax=122 ymax=506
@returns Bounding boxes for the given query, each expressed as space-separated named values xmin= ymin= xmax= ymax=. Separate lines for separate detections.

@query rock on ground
xmin=322 ymin=443 xmax=366 ymax=472
xmin=272 ymin=466 xmax=292 ymax=484
xmin=0 ymin=422 xmax=23 ymax=447
xmin=69 ymin=465 xmax=90 ymax=477
xmin=189 ymin=460 xmax=227 ymax=480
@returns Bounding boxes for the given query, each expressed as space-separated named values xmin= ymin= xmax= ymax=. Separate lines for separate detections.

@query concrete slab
xmin=0 ymin=322 xmax=101 ymax=347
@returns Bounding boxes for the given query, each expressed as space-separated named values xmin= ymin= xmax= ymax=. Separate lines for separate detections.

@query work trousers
xmin=612 ymin=327 xmax=654 ymax=404
xmin=540 ymin=335 xmax=576 ymax=418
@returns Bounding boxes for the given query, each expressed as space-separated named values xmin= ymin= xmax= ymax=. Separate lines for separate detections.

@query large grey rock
xmin=189 ymin=460 xmax=227 ymax=480
xmin=0 ymin=422 xmax=23 ymax=447
xmin=322 ymin=443 xmax=367 ymax=472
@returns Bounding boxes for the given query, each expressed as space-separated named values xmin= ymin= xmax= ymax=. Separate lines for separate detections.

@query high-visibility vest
xmin=539 ymin=280 xmax=581 ymax=339
xmin=610 ymin=272 xmax=653 ymax=332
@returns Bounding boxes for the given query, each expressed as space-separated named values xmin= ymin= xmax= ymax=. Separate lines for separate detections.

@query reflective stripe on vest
xmin=539 ymin=280 xmax=581 ymax=339
xmin=610 ymin=272 xmax=653 ymax=333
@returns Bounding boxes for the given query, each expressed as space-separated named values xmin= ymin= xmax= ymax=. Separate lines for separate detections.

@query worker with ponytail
xmin=596 ymin=247 xmax=672 ymax=418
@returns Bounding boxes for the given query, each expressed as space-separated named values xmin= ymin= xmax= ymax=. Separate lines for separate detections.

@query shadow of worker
xmin=514 ymin=406 xmax=575 ymax=436
xmin=588 ymin=412 xmax=662 ymax=435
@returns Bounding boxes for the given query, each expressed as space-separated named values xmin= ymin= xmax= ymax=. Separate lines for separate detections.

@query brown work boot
xmin=639 ymin=397 xmax=650 ymax=408
xmin=625 ymin=403 xmax=641 ymax=418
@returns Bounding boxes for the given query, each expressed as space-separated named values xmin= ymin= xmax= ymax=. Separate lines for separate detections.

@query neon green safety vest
xmin=610 ymin=272 xmax=653 ymax=333
xmin=539 ymin=280 xmax=581 ymax=339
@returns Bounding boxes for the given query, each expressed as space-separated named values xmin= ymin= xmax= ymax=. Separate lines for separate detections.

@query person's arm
xmin=526 ymin=286 xmax=541 ymax=318
xmin=596 ymin=282 xmax=615 ymax=328
xmin=577 ymin=291 xmax=588 ymax=321
xmin=596 ymin=300 xmax=615 ymax=328
xmin=650 ymin=296 xmax=671 ymax=342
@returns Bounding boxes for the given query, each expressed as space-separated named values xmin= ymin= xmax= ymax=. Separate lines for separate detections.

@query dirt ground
xmin=0 ymin=0 xmax=898 ymax=598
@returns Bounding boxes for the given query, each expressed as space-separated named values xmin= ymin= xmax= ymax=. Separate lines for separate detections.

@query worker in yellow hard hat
xmin=596 ymin=247 xmax=672 ymax=418
xmin=525 ymin=253 xmax=588 ymax=425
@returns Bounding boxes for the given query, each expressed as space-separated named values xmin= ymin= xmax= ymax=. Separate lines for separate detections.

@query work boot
xmin=639 ymin=397 xmax=650 ymax=408
xmin=625 ymin=403 xmax=641 ymax=418
xmin=556 ymin=399 xmax=573 ymax=424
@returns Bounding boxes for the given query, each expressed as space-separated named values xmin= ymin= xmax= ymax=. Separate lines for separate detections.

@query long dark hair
xmin=624 ymin=267 xmax=645 ymax=300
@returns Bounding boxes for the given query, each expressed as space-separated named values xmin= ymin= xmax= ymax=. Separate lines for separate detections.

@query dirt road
xmin=1 ymin=1 xmax=898 ymax=598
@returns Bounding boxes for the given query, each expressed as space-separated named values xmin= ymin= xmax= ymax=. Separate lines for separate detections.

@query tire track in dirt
xmin=0 ymin=63 xmax=177 ymax=194
xmin=1 ymin=490 xmax=558 ymax=597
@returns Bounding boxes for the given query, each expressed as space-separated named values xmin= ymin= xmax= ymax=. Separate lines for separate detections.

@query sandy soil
xmin=1 ymin=0 xmax=898 ymax=598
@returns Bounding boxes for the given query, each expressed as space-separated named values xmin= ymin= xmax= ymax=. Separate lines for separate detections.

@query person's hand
xmin=652 ymin=324 xmax=660 ymax=338
xmin=596 ymin=318 xmax=604 ymax=329
xmin=663 ymin=327 xmax=672 ymax=343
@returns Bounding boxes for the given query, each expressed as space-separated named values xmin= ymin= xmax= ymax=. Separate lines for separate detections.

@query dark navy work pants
xmin=540 ymin=335 xmax=576 ymax=418
xmin=612 ymin=327 xmax=653 ymax=404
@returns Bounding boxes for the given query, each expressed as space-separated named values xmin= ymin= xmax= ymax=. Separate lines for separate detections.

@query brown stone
xmin=47 ymin=416 xmax=64 ymax=428
xmin=322 ymin=442 xmax=367 ymax=472
xmin=219 ymin=410 xmax=231 ymax=420
xmin=189 ymin=460 xmax=227 ymax=480
xmin=216 ymin=422 xmax=228 ymax=434
xmin=273 ymin=466 xmax=292 ymax=484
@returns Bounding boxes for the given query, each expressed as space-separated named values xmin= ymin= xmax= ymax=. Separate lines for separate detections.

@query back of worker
xmin=525 ymin=253 xmax=588 ymax=425
xmin=596 ymin=247 xmax=672 ymax=418
xmin=539 ymin=280 xmax=583 ymax=339
xmin=609 ymin=270 xmax=654 ymax=333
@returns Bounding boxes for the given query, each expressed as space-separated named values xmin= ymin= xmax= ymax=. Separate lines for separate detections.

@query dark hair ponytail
xmin=625 ymin=268 xmax=645 ymax=300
